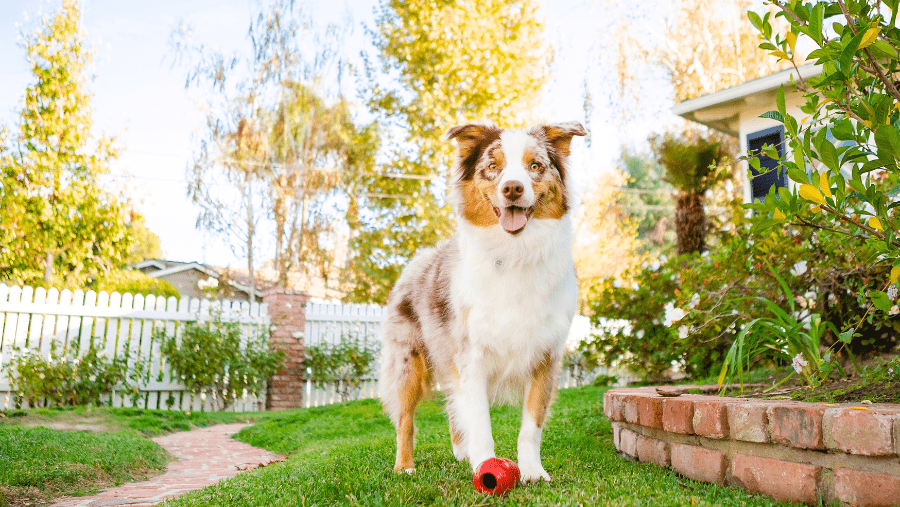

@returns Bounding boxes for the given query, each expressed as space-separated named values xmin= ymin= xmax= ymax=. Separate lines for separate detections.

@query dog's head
xmin=447 ymin=122 xmax=586 ymax=235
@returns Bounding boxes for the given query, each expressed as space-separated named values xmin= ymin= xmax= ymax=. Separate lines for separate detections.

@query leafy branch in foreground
xmin=748 ymin=1 xmax=900 ymax=271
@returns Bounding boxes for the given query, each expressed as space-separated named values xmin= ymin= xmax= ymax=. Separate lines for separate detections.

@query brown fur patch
xmin=532 ymin=179 xmax=568 ymax=220
xmin=447 ymin=124 xmax=503 ymax=182
xmin=460 ymin=178 xmax=500 ymax=228
xmin=488 ymin=147 xmax=506 ymax=177
xmin=397 ymin=297 xmax=417 ymax=322
xmin=424 ymin=251 xmax=453 ymax=326
xmin=526 ymin=353 xmax=558 ymax=428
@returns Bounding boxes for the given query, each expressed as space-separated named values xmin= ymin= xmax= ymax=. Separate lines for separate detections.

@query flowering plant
xmin=8 ymin=345 xmax=126 ymax=408
xmin=716 ymin=260 xmax=856 ymax=391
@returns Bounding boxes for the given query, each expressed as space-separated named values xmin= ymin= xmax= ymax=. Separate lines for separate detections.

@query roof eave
xmin=672 ymin=63 xmax=823 ymax=127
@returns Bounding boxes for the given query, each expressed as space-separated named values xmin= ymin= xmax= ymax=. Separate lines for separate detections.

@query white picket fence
xmin=300 ymin=304 xmax=617 ymax=408
xmin=0 ymin=283 xmax=618 ymax=412
xmin=0 ymin=284 xmax=269 ymax=412
xmin=303 ymin=302 xmax=385 ymax=408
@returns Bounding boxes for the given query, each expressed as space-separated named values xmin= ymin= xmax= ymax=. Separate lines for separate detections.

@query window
xmin=747 ymin=125 xmax=787 ymax=202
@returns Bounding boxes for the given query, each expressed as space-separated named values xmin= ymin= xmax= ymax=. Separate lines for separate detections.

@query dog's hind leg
xmin=380 ymin=336 xmax=430 ymax=473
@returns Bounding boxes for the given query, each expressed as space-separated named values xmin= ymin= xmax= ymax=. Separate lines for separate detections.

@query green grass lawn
xmin=0 ymin=425 xmax=169 ymax=506
xmin=159 ymin=386 xmax=791 ymax=507
xmin=0 ymin=405 xmax=271 ymax=507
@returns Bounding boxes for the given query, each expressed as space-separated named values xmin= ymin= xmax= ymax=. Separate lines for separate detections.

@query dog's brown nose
xmin=502 ymin=180 xmax=524 ymax=201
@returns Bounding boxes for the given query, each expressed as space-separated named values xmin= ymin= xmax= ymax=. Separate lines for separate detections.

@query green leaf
xmin=787 ymin=165 xmax=810 ymax=184
xmin=809 ymin=3 xmax=824 ymax=44
xmin=870 ymin=289 xmax=894 ymax=313
xmin=874 ymin=126 xmax=900 ymax=161
xmin=748 ymin=10 xmax=763 ymax=30
xmin=776 ymin=85 xmax=787 ymax=117
xmin=818 ymin=139 xmax=839 ymax=170
xmin=759 ymin=110 xmax=784 ymax=122
xmin=870 ymin=40 xmax=898 ymax=60
xmin=860 ymin=157 xmax=890 ymax=173
xmin=748 ymin=156 xmax=761 ymax=172
xmin=839 ymin=29 xmax=866 ymax=76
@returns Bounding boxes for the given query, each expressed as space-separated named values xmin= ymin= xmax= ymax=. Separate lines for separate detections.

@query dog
xmin=378 ymin=121 xmax=586 ymax=482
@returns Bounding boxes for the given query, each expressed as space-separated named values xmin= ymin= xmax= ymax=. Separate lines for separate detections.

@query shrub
xmin=305 ymin=338 xmax=378 ymax=402
xmin=157 ymin=312 xmax=282 ymax=411
xmin=8 ymin=346 xmax=127 ymax=408
xmin=93 ymin=269 xmax=179 ymax=299
xmin=582 ymin=205 xmax=897 ymax=382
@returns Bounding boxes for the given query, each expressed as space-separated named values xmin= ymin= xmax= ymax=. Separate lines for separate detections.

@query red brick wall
xmin=262 ymin=288 xmax=309 ymax=410
xmin=604 ymin=387 xmax=900 ymax=506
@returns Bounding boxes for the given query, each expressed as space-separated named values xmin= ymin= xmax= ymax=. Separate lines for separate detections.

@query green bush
xmin=305 ymin=338 xmax=378 ymax=402
xmin=93 ymin=269 xmax=179 ymax=299
xmin=157 ymin=312 xmax=282 ymax=410
xmin=582 ymin=206 xmax=897 ymax=381
xmin=9 ymin=346 xmax=127 ymax=408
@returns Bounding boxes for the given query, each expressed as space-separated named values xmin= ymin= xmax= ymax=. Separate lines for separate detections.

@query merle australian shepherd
xmin=378 ymin=121 xmax=587 ymax=482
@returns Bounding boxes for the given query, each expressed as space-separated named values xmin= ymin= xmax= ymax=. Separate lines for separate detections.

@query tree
xmin=0 ymin=0 xmax=136 ymax=288
xmin=651 ymin=131 xmax=733 ymax=254
xmin=267 ymin=83 xmax=378 ymax=289
xmin=604 ymin=0 xmax=787 ymax=107
xmin=174 ymin=0 xmax=378 ymax=294
xmin=345 ymin=0 xmax=551 ymax=304
xmin=123 ymin=214 xmax=162 ymax=265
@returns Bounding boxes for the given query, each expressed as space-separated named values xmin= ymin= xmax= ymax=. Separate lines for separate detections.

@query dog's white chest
xmin=452 ymin=219 xmax=577 ymax=385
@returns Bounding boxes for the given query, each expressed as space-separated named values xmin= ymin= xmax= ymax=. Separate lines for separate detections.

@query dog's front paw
xmin=518 ymin=463 xmax=551 ymax=483
xmin=393 ymin=466 xmax=416 ymax=475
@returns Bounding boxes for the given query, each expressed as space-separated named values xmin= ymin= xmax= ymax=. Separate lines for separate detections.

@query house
xmin=672 ymin=62 xmax=823 ymax=203
xmin=131 ymin=259 xmax=265 ymax=302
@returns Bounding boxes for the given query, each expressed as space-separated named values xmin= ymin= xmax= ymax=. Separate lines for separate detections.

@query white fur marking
xmin=454 ymin=350 xmax=497 ymax=471
xmin=518 ymin=398 xmax=550 ymax=482
xmin=498 ymin=131 xmax=536 ymax=204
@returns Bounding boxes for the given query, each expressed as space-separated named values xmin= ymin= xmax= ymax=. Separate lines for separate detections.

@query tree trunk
xmin=675 ymin=191 xmax=706 ymax=255
xmin=246 ymin=176 xmax=256 ymax=301
xmin=43 ymin=251 xmax=54 ymax=285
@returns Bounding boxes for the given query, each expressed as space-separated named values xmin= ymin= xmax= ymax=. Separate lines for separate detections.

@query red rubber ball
xmin=473 ymin=458 xmax=520 ymax=496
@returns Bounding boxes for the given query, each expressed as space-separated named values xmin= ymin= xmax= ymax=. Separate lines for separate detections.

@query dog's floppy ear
xmin=446 ymin=124 xmax=502 ymax=181
xmin=539 ymin=121 xmax=587 ymax=158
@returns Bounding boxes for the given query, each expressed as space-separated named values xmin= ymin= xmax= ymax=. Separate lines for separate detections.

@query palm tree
xmin=652 ymin=131 xmax=733 ymax=255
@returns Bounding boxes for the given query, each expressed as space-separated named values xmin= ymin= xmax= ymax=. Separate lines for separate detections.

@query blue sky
xmin=0 ymin=0 xmax=679 ymax=269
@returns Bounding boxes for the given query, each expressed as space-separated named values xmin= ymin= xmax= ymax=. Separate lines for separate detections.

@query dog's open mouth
xmin=492 ymin=205 xmax=535 ymax=234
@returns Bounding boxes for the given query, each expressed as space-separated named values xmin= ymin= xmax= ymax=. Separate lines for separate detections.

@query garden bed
xmin=604 ymin=386 xmax=900 ymax=506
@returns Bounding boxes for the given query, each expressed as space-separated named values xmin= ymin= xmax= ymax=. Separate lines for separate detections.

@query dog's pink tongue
xmin=499 ymin=207 xmax=527 ymax=233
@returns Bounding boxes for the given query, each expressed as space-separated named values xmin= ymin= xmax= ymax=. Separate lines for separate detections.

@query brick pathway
xmin=51 ymin=424 xmax=284 ymax=507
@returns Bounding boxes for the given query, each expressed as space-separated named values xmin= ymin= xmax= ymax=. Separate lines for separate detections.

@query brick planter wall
xmin=605 ymin=387 xmax=900 ymax=506
xmin=261 ymin=288 xmax=309 ymax=410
